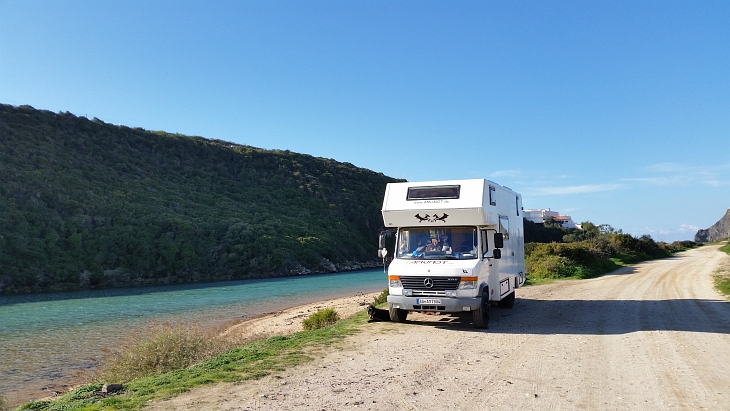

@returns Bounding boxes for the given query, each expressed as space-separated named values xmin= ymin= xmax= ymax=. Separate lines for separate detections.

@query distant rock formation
xmin=695 ymin=208 xmax=730 ymax=242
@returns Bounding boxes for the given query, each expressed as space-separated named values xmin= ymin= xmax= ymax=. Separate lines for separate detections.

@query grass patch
xmin=15 ymin=312 xmax=368 ymax=411
xmin=713 ymin=241 xmax=730 ymax=297
xmin=715 ymin=276 xmax=730 ymax=296
xmin=720 ymin=242 xmax=730 ymax=255
xmin=301 ymin=308 xmax=340 ymax=330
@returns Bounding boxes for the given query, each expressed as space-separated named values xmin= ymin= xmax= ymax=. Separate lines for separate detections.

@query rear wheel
xmin=472 ymin=292 xmax=490 ymax=329
xmin=389 ymin=306 xmax=408 ymax=322
xmin=501 ymin=291 xmax=515 ymax=308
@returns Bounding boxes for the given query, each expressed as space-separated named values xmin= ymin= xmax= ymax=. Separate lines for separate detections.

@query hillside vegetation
xmin=0 ymin=104 xmax=401 ymax=294
xmin=524 ymin=220 xmax=698 ymax=282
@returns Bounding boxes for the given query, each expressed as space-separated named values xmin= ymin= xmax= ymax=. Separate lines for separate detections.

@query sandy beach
xmin=220 ymin=290 xmax=382 ymax=340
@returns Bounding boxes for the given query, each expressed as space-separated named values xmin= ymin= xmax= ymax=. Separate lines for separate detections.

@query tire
xmin=501 ymin=291 xmax=515 ymax=309
xmin=472 ymin=292 xmax=490 ymax=329
xmin=389 ymin=306 xmax=408 ymax=322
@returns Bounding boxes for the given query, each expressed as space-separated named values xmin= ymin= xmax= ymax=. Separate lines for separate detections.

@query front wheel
xmin=389 ymin=306 xmax=408 ymax=322
xmin=472 ymin=293 xmax=490 ymax=329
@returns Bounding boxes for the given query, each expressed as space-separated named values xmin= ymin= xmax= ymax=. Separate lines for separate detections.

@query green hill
xmin=0 ymin=104 xmax=401 ymax=294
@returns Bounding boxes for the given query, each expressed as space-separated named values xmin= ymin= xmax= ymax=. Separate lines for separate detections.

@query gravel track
xmin=149 ymin=245 xmax=730 ymax=411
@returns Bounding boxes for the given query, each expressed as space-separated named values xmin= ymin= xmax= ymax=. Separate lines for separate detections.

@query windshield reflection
xmin=397 ymin=226 xmax=477 ymax=260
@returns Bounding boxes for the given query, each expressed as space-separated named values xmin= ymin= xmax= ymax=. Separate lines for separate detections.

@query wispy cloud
xmin=527 ymin=184 xmax=623 ymax=196
xmin=489 ymin=169 xmax=522 ymax=178
xmin=629 ymin=223 xmax=702 ymax=242
xmin=678 ymin=223 xmax=700 ymax=233
xmin=627 ymin=162 xmax=730 ymax=187
xmin=621 ymin=177 xmax=676 ymax=186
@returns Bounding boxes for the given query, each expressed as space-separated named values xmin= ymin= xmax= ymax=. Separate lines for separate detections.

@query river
xmin=0 ymin=269 xmax=387 ymax=404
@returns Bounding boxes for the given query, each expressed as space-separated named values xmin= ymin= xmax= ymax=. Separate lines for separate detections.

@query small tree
xmin=543 ymin=217 xmax=558 ymax=228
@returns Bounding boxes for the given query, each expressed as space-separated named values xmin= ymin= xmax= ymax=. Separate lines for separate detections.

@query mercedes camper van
xmin=378 ymin=179 xmax=525 ymax=329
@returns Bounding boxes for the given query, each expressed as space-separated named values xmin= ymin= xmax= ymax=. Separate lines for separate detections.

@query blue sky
xmin=1 ymin=1 xmax=728 ymax=242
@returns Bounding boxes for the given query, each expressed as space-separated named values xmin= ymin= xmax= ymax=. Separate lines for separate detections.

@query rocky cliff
xmin=695 ymin=208 xmax=730 ymax=242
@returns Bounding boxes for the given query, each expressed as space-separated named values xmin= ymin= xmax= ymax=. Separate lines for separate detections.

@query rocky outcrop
xmin=695 ymin=208 xmax=730 ymax=242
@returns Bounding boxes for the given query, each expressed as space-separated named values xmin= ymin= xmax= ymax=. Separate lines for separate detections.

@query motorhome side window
xmin=499 ymin=216 xmax=509 ymax=239
xmin=397 ymin=226 xmax=477 ymax=260
xmin=406 ymin=185 xmax=460 ymax=200
xmin=489 ymin=186 xmax=496 ymax=206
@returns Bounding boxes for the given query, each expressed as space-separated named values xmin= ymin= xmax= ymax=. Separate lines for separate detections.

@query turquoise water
xmin=0 ymin=269 xmax=387 ymax=398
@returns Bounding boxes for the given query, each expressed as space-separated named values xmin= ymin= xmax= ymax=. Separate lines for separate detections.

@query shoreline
xmin=3 ymin=290 xmax=382 ymax=408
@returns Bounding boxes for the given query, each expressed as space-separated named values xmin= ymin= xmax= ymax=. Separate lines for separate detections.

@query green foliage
xmin=525 ymin=240 xmax=619 ymax=280
xmin=525 ymin=230 xmax=698 ymax=282
xmin=0 ymin=104 xmax=403 ymax=294
xmin=0 ymin=394 xmax=7 ymax=411
xmin=523 ymin=219 xmax=566 ymax=243
xmin=301 ymin=307 xmax=341 ymax=330
xmin=372 ymin=288 xmax=389 ymax=306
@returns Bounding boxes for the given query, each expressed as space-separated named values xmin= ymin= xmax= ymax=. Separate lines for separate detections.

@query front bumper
xmin=388 ymin=295 xmax=482 ymax=313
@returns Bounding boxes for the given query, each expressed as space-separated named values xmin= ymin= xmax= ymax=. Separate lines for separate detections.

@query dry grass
xmin=97 ymin=320 xmax=269 ymax=384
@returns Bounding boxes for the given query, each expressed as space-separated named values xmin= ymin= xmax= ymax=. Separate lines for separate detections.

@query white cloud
xmin=527 ymin=184 xmax=623 ymax=196
xmin=489 ymin=169 xmax=522 ymax=178
xmin=621 ymin=177 xmax=676 ymax=186
xmin=678 ymin=224 xmax=700 ymax=233
xmin=630 ymin=223 xmax=702 ymax=242
xmin=631 ymin=162 xmax=730 ymax=187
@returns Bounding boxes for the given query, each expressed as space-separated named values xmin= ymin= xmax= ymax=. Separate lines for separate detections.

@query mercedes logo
xmin=423 ymin=278 xmax=434 ymax=288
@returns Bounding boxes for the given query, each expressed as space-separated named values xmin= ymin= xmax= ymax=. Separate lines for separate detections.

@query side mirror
xmin=492 ymin=249 xmax=502 ymax=259
xmin=378 ymin=233 xmax=386 ymax=249
xmin=494 ymin=233 xmax=504 ymax=249
xmin=378 ymin=248 xmax=388 ymax=258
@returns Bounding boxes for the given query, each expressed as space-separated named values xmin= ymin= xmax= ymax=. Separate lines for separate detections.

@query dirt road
xmin=149 ymin=245 xmax=730 ymax=411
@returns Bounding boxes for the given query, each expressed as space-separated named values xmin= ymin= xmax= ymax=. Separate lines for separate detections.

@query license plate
xmin=417 ymin=298 xmax=442 ymax=304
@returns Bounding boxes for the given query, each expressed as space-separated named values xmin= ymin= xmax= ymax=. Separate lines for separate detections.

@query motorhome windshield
xmin=397 ymin=226 xmax=477 ymax=260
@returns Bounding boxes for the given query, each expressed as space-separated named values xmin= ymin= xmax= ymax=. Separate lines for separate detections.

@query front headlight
xmin=458 ymin=276 xmax=478 ymax=290
xmin=388 ymin=275 xmax=402 ymax=288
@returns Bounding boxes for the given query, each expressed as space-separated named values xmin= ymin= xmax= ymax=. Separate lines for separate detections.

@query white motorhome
xmin=379 ymin=179 xmax=525 ymax=328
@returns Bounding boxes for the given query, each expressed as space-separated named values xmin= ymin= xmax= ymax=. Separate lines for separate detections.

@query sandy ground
xmin=147 ymin=244 xmax=730 ymax=411
xmin=220 ymin=291 xmax=382 ymax=341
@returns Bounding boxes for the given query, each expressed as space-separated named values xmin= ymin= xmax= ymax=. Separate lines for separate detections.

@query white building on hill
xmin=523 ymin=208 xmax=577 ymax=229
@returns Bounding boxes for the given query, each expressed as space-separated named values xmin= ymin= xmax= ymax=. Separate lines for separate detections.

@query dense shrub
xmin=525 ymin=234 xmax=696 ymax=281
xmin=525 ymin=242 xmax=618 ymax=280
xmin=373 ymin=288 xmax=389 ymax=306
xmin=302 ymin=308 xmax=340 ymax=330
